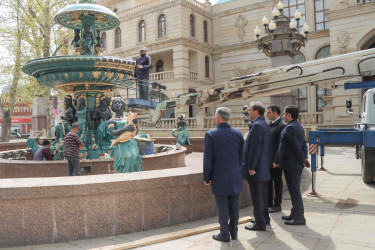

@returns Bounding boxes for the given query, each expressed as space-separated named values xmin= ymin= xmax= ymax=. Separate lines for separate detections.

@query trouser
xmin=214 ymin=193 xmax=240 ymax=237
xmin=138 ymin=81 xmax=149 ymax=100
xmin=284 ymin=168 xmax=305 ymax=220
xmin=67 ymin=156 xmax=81 ymax=176
xmin=248 ymin=180 xmax=269 ymax=227
xmin=268 ymin=167 xmax=283 ymax=207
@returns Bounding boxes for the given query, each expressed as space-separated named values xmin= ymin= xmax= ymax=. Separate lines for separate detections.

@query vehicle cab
xmin=361 ymin=88 xmax=375 ymax=125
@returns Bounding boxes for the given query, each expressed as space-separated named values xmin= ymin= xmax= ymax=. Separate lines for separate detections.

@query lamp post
xmin=254 ymin=1 xmax=310 ymax=67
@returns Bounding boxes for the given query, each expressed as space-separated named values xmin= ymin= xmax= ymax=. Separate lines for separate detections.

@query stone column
xmin=173 ymin=45 xmax=190 ymax=79
xmin=322 ymin=96 xmax=335 ymax=126
xmin=196 ymin=108 xmax=206 ymax=129
xmin=32 ymin=96 xmax=47 ymax=131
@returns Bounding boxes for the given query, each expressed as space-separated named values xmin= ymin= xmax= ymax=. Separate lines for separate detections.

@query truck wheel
xmin=361 ymin=147 xmax=375 ymax=183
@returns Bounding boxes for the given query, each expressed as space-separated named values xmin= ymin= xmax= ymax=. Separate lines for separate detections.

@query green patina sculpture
xmin=26 ymin=138 xmax=40 ymax=155
xmin=108 ymin=97 xmax=142 ymax=173
xmin=172 ymin=114 xmax=191 ymax=146
xmin=22 ymin=0 xmax=139 ymax=159
xmin=93 ymin=96 xmax=112 ymax=149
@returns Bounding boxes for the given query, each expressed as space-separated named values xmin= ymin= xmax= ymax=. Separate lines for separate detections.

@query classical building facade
xmin=98 ymin=0 xmax=375 ymax=132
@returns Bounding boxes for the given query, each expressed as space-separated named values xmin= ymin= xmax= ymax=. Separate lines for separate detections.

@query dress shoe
xmin=250 ymin=218 xmax=270 ymax=225
xmin=268 ymin=206 xmax=282 ymax=213
xmin=284 ymin=219 xmax=306 ymax=225
xmin=282 ymin=215 xmax=293 ymax=221
xmin=212 ymin=233 xmax=230 ymax=242
xmin=245 ymin=224 xmax=266 ymax=231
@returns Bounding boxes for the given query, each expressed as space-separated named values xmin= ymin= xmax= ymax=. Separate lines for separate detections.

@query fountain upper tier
xmin=55 ymin=1 xmax=120 ymax=31
xmin=22 ymin=0 xmax=135 ymax=92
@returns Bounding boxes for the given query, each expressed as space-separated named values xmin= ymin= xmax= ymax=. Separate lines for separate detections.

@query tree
xmin=0 ymin=0 xmax=74 ymax=141
xmin=0 ymin=0 xmax=28 ymax=142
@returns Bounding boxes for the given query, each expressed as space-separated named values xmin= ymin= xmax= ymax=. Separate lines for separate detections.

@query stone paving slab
xmin=2 ymin=147 xmax=375 ymax=250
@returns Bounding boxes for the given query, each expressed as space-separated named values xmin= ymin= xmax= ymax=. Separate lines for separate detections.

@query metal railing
xmin=149 ymin=71 xmax=174 ymax=81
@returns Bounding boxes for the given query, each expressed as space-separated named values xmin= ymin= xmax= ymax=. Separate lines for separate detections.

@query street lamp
xmin=254 ymin=2 xmax=310 ymax=58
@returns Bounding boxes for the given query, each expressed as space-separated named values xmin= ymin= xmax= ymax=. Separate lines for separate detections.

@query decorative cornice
xmin=212 ymin=0 xmax=273 ymax=19
xmin=106 ymin=37 xmax=214 ymax=57
xmin=325 ymin=3 xmax=375 ymax=20
xmin=308 ymin=29 xmax=330 ymax=40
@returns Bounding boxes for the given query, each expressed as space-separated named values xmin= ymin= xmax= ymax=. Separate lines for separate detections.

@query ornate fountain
xmin=22 ymin=0 xmax=135 ymax=159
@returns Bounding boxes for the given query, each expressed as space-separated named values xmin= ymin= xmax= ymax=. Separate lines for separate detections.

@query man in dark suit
xmin=266 ymin=105 xmax=286 ymax=213
xmin=243 ymin=102 xmax=271 ymax=231
xmin=275 ymin=105 xmax=310 ymax=225
xmin=203 ymin=107 xmax=244 ymax=242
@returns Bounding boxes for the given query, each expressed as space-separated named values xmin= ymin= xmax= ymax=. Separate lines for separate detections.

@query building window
xmin=314 ymin=0 xmax=330 ymax=31
xmin=158 ymin=15 xmax=166 ymax=38
xmin=283 ymin=0 xmax=306 ymax=32
xmin=293 ymin=52 xmax=306 ymax=63
xmin=316 ymin=86 xmax=332 ymax=111
xmin=101 ymin=32 xmax=106 ymax=50
xmin=139 ymin=20 xmax=146 ymax=42
xmin=205 ymin=56 xmax=209 ymax=78
xmin=156 ymin=60 xmax=163 ymax=72
xmin=203 ymin=20 xmax=208 ymax=42
xmin=292 ymin=88 xmax=308 ymax=112
xmin=115 ymin=28 xmax=121 ymax=48
xmin=315 ymin=45 xmax=331 ymax=59
xmin=190 ymin=14 xmax=195 ymax=37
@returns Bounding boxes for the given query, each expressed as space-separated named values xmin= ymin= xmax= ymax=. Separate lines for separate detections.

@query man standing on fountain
xmin=65 ymin=124 xmax=84 ymax=176
xmin=134 ymin=46 xmax=153 ymax=100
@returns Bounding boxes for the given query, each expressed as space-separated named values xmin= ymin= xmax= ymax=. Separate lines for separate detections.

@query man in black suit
xmin=242 ymin=102 xmax=271 ymax=231
xmin=275 ymin=106 xmax=310 ymax=225
xmin=203 ymin=107 xmax=244 ymax=242
xmin=266 ymin=105 xmax=286 ymax=213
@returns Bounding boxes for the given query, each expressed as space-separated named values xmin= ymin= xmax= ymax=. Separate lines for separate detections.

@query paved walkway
xmin=3 ymin=147 xmax=375 ymax=249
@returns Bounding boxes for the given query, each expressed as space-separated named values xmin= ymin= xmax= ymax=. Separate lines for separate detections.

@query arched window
xmin=139 ymin=20 xmax=146 ymax=42
xmin=115 ymin=28 xmax=121 ymax=48
xmin=205 ymin=56 xmax=209 ymax=78
xmin=292 ymin=52 xmax=306 ymax=64
xmin=315 ymin=45 xmax=331 ymax=59
xmin=156 ymin=60 xmax=163 ymax=72
xmin=203 ymin=20 xmax=208 ymax=42
xmin=101 ymin=32 xmax=106 ymax=50
xmin=190 ymin=14 xmax=195 ymax=37
xmin=158 ymin=15 xmax=166 ymax=38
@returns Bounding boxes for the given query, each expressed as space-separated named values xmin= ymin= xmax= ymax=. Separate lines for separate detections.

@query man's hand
xmin=137 ymin=65 xmax=143 ymax=69
xmin=249 ymin=170 xmax=256 ymax=175
xmin=273 ymin=163 xmax=279 ymax=168
xmin=204 ymin=181 xmax=211 ymax=186
xmin=304 ymin=159 xmax=310 ymax=168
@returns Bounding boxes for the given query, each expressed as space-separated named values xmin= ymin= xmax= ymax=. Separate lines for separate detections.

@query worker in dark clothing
xmin=266 ymin=105 xmax=286 ymax=213
xmin=33 ymin=140 xmax=54 ymax=161
xmin=134 ymin=46 xmax=153 ymax=100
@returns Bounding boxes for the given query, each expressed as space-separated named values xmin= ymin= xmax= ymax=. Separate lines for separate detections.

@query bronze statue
xmin=108 ymin=97 xmax=141 ymax=173
xmin=60 ymin=95 xmax=76 ymax=125
xmin=75 ymin=94 xmax=90 ymax=147
xmin=94 ymin=97 xmax=112 ymax=148
xmin=172 ymin=114 xmax=191 ymax=146
xmin=71 ymin=29 xmax=81 ymax=48
xmin=83 ymin=25 xmax=94 ymax=55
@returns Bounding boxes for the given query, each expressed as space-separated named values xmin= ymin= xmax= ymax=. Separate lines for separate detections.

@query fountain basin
xmin=22 ymin=56 xmax=135 ymax=91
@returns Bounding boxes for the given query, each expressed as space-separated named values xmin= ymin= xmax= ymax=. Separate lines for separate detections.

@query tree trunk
xmin=0 ymin=112 xmax=11 ymax=142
